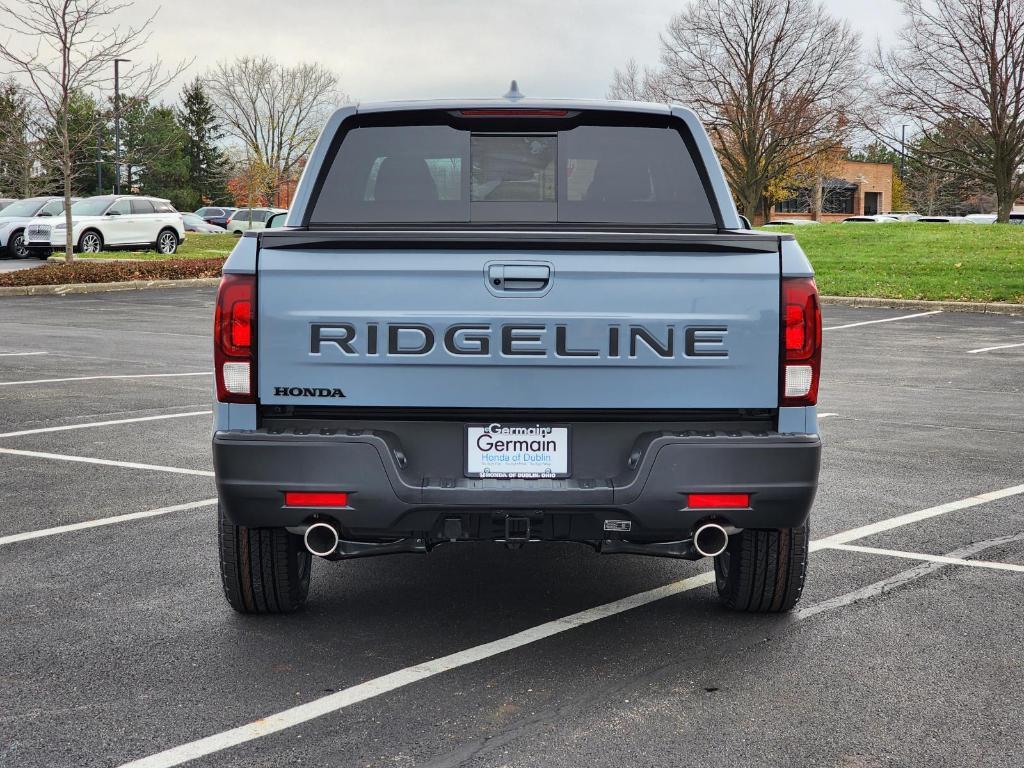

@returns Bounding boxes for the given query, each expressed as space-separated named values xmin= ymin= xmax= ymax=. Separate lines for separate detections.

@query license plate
xmin=465 ymin=423 xmax=570 ymax=479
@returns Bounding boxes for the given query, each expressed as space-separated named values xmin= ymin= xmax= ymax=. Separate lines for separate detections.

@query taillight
xmin=781 ymin=277 xmax=821 ymax=406
xmin=215 ymin=274 xmax=255 ymax=403
xmin=457 ymin=109 xmax=570 ymax=117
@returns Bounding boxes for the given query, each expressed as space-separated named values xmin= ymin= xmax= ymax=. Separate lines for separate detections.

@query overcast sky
xmin=8 ymin=0 xmax=907 ymax=102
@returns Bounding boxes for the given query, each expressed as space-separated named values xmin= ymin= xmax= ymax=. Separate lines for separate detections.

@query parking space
xmin=1 ymin=290 xmax=1023 ymax=768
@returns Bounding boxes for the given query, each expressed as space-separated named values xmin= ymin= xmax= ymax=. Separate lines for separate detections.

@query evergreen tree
xmin=0 ymin=80 xmax=39 ymax=196
xmin=42 ymin=90 xmax=111 ymax=197
xmin=137 ymin=105 xmax=191 ymax=207
xmin=177 ymin=78 xmax=230 ymax=208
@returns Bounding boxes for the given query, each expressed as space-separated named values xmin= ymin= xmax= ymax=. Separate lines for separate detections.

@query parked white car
xmin=225 ymin=207 xmax=287 ymax=234
xmin=0 ymin=197 xmax=76 ymax=259
xmin=24 ymin=195 xmax=186 ymax=255
xmin=842 ymin=215 xmax=899 ymax=223
xmin=882 ymin=211 xmax=922 ymax=222
xmin=762 ymin=218 xmax=821 ymax=226
xmin=964 ymin=213 xmax=997 ymax=224
xmin=917 ymin=216 xmax=970 ymax=224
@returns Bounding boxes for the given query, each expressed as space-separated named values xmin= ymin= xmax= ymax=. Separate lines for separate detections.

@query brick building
xmin=770 ymin=159 xmax=895 ymax=222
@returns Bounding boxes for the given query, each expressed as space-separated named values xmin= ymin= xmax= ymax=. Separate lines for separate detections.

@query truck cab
xmin=212 ymin=95 xmax=822 ymax=615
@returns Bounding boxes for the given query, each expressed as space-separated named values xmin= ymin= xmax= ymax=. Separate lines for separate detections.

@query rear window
xmin=310 ymin=115 xmax=716 ymax=226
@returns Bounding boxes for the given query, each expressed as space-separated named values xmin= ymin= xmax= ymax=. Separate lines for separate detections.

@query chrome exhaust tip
xmin=303 ymin=521 xmax=340 ymax=557
xmin=692 ymin=523 xmax=729 ymax=558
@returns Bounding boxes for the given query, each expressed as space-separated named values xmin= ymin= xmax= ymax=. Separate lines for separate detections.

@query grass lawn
xmin=765 ymin=222 xmax=1024 ymax=303
xmin=73 ymin=232 xmax=238 ymax=260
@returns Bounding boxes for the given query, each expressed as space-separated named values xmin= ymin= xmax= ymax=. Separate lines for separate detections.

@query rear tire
xmin=714 ymin=523 xmax=808 ymax=612
xmin=78 ymin=230 xmax=103 ymax=254
xmin=156 ymin=229 xmax=178 ymax=255
xmin=218 ymin=505 xmax=312 ymax=614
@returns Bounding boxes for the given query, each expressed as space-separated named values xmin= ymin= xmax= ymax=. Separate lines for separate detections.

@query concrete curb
xmin=820 ymin=295 xmax=1024 ymax=315
xmin=0 ymin=277 xmax=220 ymax=297
xmin=0 ymin=277 xmax=1022 ymax=317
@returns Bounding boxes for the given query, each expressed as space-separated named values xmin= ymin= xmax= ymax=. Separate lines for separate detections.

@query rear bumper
xmin=214 ymin=427 xmax=820 ymax=543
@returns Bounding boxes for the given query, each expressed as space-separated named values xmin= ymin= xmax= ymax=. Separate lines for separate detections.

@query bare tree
xmin=875 ymin=0 xmax=1024 ymax=221
xmin=613 ymin=0 xmax=862 ymax=219
xmin=0 ymin=0 xmax=187 ymax=261
xmin=607 ymin=58 xmax=659 ymax=101
xmin=206 ymin=57 xmax=341 ymax=205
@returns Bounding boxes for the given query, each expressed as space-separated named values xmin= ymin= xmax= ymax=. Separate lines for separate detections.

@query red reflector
xmin=458 ymin=109 xmax=569 ymax=117
xmin=284 ymin=492 xmax=349 ymax=508
xmin=687 ymin=493 xmax=750 ymax=509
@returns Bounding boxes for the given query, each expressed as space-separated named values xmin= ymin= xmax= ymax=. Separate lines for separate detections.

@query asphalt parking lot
xmin=0 ymin=253 xmax=51 ymax=273
xmin=1 ymin=288 xmax=1022 ymax=768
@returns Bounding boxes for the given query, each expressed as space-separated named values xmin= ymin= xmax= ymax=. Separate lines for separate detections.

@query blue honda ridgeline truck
xmin=212 ymin=94 xmax=822 ymax=615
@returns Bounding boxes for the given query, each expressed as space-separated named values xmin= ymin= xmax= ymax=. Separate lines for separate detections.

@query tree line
xmin=0 ymin=76 xmax=231 ymax=210
xmin=0 ymin=0 xmax=341 ymax=261
xmin=611 ymin=0 xmax=1024 ymax=222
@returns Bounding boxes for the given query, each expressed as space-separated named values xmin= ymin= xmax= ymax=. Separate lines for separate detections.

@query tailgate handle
xmin=488 ymin=264 xmax=550 ymax=292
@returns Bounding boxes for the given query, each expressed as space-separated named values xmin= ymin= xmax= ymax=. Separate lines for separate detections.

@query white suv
xmin=225 ymin=207 xmax=287 ymax=234
xmin=24 ymin=195 xmax=186 ymax=256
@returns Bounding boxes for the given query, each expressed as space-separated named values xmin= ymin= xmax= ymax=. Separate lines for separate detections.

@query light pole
xmin=113 ymin=58 xmax=130 ymax=195
xmin=899 ymin=124 xmax=908 ymax=182
xmin=95 ymin=123 xmax=103 ymax=193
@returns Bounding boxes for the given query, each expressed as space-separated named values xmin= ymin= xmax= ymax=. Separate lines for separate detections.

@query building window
xmin=776 ymin=182 xmax=856 ymax=215
xmin=776 ymin=191 xmax=811 ymax=214
xmin=822 ymin=187 xmax=855 ymax=214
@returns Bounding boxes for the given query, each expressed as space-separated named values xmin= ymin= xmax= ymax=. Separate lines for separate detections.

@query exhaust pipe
xmin=692 ymin=523 xmax=729 ymax=558
xmin=303 ymin=521 xmax=340 ymax=557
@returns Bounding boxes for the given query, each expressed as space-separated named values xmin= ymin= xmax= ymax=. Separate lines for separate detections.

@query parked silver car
xmin=182 ymin=212 xmax=226 ymax=233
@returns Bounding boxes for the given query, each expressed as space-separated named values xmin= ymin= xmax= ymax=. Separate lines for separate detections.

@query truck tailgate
xmin=256 ymin=245 xmax=780 ymax=410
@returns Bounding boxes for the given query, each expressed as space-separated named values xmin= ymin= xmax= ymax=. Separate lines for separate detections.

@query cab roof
xmin=353 ymin=97 xmax=673 ymax=117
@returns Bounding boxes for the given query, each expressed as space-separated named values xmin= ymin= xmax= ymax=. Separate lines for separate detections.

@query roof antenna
xmin=504 ymin=80 xmax=524 ymax=100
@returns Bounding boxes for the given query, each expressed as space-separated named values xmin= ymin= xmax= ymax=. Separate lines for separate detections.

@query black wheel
xmin=156 ymin=229 xmax=178 ymax=255
xmin=218 ymin=505 xmax=312 ymax=614
xmin=10 ymin=231 xmax=29 ymax=259
xmin=714 ymin=523 xmax=808 ymax=612
xmin=78 ymin=230 xmax=103 ymax=254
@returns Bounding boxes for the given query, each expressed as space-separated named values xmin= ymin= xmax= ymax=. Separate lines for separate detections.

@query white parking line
xmin=823 ymin=310 xmax=942 ymax=331
xmin=818 ymin=412 xmax=837 ymax=419
xmin=966 ymin=341 xmax=1024 ymax=354
xmin=0 ymin=372 xmax=211 ymax=386
xmin=0 ymin=447 xmax=214 ymax=477
xmin=0 ymin=351 xmax=48 ymax=357
xmin=824 ymin=542 xmax=1024 ymax=573
xmin=0 ymin=499 xmax=217 ymax=547
xmin=115 ymin=480 xmax=1024 ymax=768
xmin=810 ymin=483 xmax=1024 ymax=549
xmin=0 ymin=410 xmax=212 ymax=439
